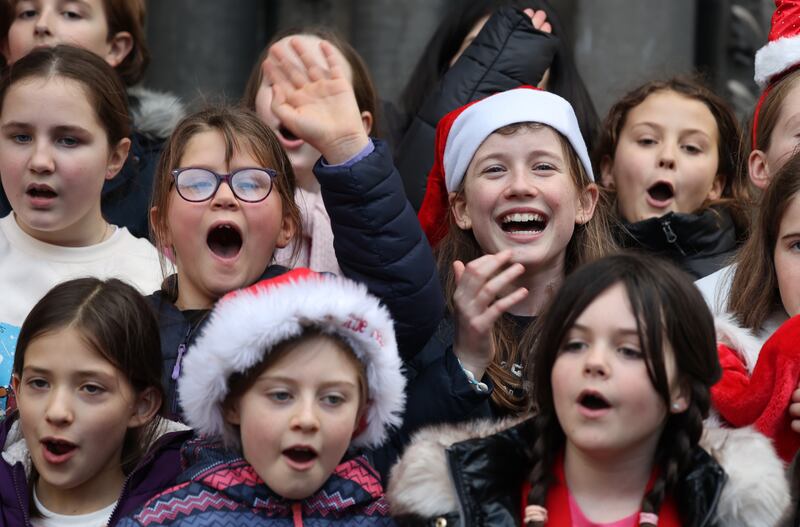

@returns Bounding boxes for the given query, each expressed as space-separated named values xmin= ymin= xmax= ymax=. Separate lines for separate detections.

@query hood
xmin=128 ymin=86 xmax=186 ymax=140
xmin=387 ymin=417 xmax=790 ymax=526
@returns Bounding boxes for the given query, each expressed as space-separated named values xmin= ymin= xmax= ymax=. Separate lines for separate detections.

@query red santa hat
xmin=417 ymin=86 xmax=593 ymax=246
xmin=178 ymin=268 xmax=406 ymax=449
xmin=752 ymin=0 xmax=800 ymax=147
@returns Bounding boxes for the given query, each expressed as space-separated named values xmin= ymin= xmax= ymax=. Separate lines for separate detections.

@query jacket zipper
xmin=11 ymin=465 xmax=31 ymax=526
xmin=660 ymin=218 xmax=686 ymax=256
xmin=105 ymin=471 xmax=133 ymax=526
xmin=170 ymin=326 xmax=192 ymax=415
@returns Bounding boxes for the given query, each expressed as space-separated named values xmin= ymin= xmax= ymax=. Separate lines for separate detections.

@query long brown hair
xmin=14 ymin=278 xmax=165 ymax=474
xmin=594 ymin=76 xmax=749 ymax=234
xmin=150 ymin=105 xmax=303 ymax=296
xmin=438 ymin=122 xmax=616 ymax=412
xmin=728 ymin=150 xmax=800 ymax=330
xmin=242 ymin=26 xmax=380 ymax=137
xmin=525 ymin=253 xmax=720 ymax=526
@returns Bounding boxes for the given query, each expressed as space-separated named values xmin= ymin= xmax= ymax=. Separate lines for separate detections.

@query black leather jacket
xmin=390 ymin=418 xmax=726 ymax=527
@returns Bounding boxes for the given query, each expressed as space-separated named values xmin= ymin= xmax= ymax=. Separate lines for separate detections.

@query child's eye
xmin=562 ymin=340 xmax=587 ymax=352
xmin=789 ymin=240 xmax=800 ymax=252
xmin=682 ymin=144 xmax=702 ymax=154
xmin=532 ymin=163 xmax=556 ymax=172
xmin=81 ymin=384 xmax=105 ymax=395
xmin=636 ymin=138 xmax=657 ymax=146
xmin=321 ymin=394 xmax=345 ymax=406
xmin=57 ymin=137 xmax=80 ymax=147
xmin=61 ymin=10 xmax=83 ymax=20
xmin=26 ymin=378 xmax=49 ymax=390
xmin=12 ymin=134 xmax=32 ymax=144
xmin=482 ymin=165 xmax=506 ymax=175
xmin=617 ymin=346 xmax=643 ymax=359
xmin=267 ymin=391 xmax=292 ymax=403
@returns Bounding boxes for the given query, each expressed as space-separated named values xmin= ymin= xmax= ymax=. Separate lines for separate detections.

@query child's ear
xmin=11 ymin=374 xmax=20 ymax=397
xmin=748 ymin=149 xmax=771 ymax=190
xmin=224 ymin=400 xmax=242 ymax=426
xmin=575 ymin=183 xmax=599 ymax=225
xmin=106 ymin=137 xmax=132 ymax=181
xmin=706 ymin=173 xmax=724 ymax=201
xmin=449 ymin=191 xmax=472 ymax=230
xmin=360 ymin=110 xmax=373 ymax=136
xmin=352 ymin=403 xmax=370 ymax=438
xmin=105 ymin=31 xmax=134 ymax=68
xmin=128 ymin=387 xmax=162 ymax=429
xmin=669 ymin=379 xmax=691 ymax=414
xmin=599 ymin=155 xmax=616 ymax=189
xmin=275 ymin=209 xmax=297 ymax=249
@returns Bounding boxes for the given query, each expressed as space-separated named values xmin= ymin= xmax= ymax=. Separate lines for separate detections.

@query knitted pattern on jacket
xmin=118 ymin=436 xmax=395 ymax=526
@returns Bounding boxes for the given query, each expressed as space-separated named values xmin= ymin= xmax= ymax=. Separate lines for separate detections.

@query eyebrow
xmin=780 ymin=231 xmax=800 ymax=241
xmin=474 ymin=148 xmax=561 ymax=164
xmin=22 ymin=366 xmax=115 ymax=379
xmin=630 ymin=121 xmax=711 ymax=139
xmin=259 ymin=375 xmax=357 ymax=389
xmin=0 ymin=122 xmax=92 ymax=136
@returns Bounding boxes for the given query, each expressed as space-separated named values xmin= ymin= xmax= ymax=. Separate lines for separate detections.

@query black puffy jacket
xmin=394 ymin=7 xmax=559 ymax=210
xmin=388 ymin=418 xmax=728 ymax=527
xmin=617 ymin=207 xmax=739 ymax=280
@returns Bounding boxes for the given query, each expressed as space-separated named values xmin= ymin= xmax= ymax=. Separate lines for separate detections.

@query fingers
xmin=319 ymin=40 xmax=348 ymax=81
xmin=525 ymin=8 xmax=553 ymax=34
xmin=454 ymin=250 xmax=528 ymax=328
xmin=453 ymin=260 xmax=466 ymax=283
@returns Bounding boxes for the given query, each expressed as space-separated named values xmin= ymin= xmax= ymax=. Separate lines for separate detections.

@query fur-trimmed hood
xmin=127 ymin=86 xmax=185 ymax=140
xmin=387 ymin=417 xmax=790 ymax=527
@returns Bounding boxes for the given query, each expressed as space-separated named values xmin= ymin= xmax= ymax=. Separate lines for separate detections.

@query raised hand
xmin=452 ymin=250 xmax=528 ymax=380
xmin=266 ymin=38 xmax=369 ymax=164
xmin=790 ymin=381 xmax=800 ymax=433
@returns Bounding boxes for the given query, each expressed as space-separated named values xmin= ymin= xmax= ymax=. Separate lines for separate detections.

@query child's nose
xmin=505 ymin=169 xmax=538 ymax=197
xmin=44 ymin=390 xmax=74 ymax=426
xmin=290 ymin=399 xmax=320 ymax=432
xmin=582 ymin=346 xmax=610 ymax=377
xmin=657 ymin=145 xmax=676 ymax=170
xmin=210 ymin=180 xmax=240 ymax=210
xmin=29 ymin=141 xmax=55 ymax=174
xmin=33 ymin=9 xmax=55 ymax=37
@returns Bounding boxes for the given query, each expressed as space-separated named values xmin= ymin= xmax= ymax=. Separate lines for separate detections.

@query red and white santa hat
xmin=754 ymin=0 xmax=800 ymax=88
xmin=178 ymin=268 xmax=405 ymax=449
xmin=417 ymin=86 xmax=593 ymax=246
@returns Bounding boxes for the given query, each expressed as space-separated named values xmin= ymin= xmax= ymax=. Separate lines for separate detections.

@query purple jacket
xmin=0 ymin=413 xmax=192 ymax=526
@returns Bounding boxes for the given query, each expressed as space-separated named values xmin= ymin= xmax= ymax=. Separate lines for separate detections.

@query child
xmin=2 ymin=0 xmax=185 ymax=238
xmin=148 ymin=98 xmax=440 ymax=414
xmin=697 ymin=0 xmax=800 ymax=313
xmin=0 ymin=277 xmax=191 ymax=527
xmin=0 ymin=46 xmax=162 ymax=377
xmin=394 ymin=1 xmax=599 ymax=211
xmin=387 ymin=253 xmax=789 ymax=527
xmin=413 ymin=85 xmax=614 ymax=416
xmin=242 ymin=27 xmax=378 ymax=275
xmin=710 ymin=149 xmax=800 ymax=462
xmin=595 ymin=77 xmax=750 ymax=280
xmin=119 ymin=269 xmax=404 ymax=525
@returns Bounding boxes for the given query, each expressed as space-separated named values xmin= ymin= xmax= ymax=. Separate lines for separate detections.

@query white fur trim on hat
xmin=754 ymin=35 xmax=800 ymax=87
xmin=442 ymin=88 xmax=594 ymax=192
xmin=178 ymin=271 xmax=406 ymax=449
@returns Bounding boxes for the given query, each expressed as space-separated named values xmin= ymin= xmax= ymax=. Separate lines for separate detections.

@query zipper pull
xmin=171 ymin=343 xmax=186 ymax=380
xmin=661 ymin=219 xmax=678 ymax=243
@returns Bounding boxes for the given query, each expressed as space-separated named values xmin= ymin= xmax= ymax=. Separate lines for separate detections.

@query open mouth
xmin=278 ymin=125 xmax=299 ymax=142
xmin=647 ymin=181 xmax=674 ymax=203
xmin=26 ymin=184 xmax=57 ymax=199
xmin=283 ymin=446 xmax=318 ymax=464
xmin=499 ymin=212 xmax=548 ymax=234
xmin=207 ymin=224 xmax=243 ymax=259
xmin=42 ymin=439 xmax=77 ymax=456
xmin=578 ymin=391 xmax=611 ymax=411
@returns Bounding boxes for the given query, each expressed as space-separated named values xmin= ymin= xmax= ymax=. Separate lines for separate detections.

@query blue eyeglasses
xmin=171 ymin=167 xmax=278 ymax=203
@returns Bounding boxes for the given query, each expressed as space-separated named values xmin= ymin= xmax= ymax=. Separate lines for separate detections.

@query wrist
xmin=457 ymin=358 xmax=490 ymax=393
xmin=321 ymin=132 xmax=370 ymax=165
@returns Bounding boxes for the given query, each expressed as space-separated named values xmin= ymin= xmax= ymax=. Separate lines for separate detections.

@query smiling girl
xmin=0 ymin=277 xmax=190 ymax=527
xmin=595 ymin=77 xmax=750 ymax=280
xmin=0 ymin=46 xmax=161 ymax=363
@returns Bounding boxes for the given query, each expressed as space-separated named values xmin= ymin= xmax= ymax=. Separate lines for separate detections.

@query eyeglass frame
xmin=170 ymin=166 xmax=278 ymax=203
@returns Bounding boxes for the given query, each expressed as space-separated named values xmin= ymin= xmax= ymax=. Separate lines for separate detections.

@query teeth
xmin=502 ymin=212 xmax=545 ymax=223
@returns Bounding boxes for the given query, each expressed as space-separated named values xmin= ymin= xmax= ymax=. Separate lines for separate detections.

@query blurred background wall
xmin=144 ymin=0 xmax=773 ymax=119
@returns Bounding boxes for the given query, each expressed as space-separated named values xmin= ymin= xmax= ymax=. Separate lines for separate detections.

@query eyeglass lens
xmin=176 ymin=168 xmax=273 ymax=202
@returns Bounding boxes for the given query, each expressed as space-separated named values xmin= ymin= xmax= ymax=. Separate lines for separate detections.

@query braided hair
xmin=523 ymin=253 xmax=721 ymax=525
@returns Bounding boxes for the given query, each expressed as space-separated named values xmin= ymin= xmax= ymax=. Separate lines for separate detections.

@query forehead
xmin=178 ymin=128 xmax=270 ymax=168
xmin=779 ymin=193 xmax=800 ymax=235
xmin=23 ymin=326 xmax=115 ymax=373
xmin=1 ymin=76 xmax=101 ymax=127
xmin=476 ymin=124 xmax=564 ymax=154
xmin=260 ymin=334 xmax=361 ymax=380
xmin=270 ymin=34 xmax=353 ymax=83
xmin=625 ymin=90 xmax=718 ymax=136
